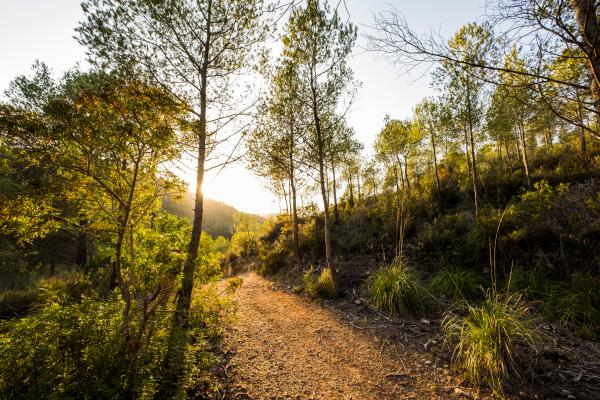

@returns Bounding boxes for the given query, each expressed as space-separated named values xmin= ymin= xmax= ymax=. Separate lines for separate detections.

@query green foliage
xmin=316 ymin=268 xmax=337 ymax=298
xmin=0 ymin=296 xmax=127 ymax=399
xmin=442 ymin=292 xmax=537 ymax=395
xmin=302 ymin=267 xmax=337 ymax=299
xmin=258 ymin=245 xmax=290 ymax=276
xmin=518 ymin=180 xmax=569 ymax=217
xmin=559 ymin=273 xmax=600 ymax=333
xmin=430 ymin=268 xmax=481 ymax=300
xmin=366 ymin=260 xmax=425 ymax=316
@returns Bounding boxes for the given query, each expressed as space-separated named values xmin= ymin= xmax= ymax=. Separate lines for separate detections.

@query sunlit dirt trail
xmin=219 ymin=272 xmax=465 ymax=400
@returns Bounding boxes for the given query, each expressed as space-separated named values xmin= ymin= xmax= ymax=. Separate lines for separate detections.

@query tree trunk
xmin=176 ymin=0 xmax=211 ymax=326
xmin=576 ymin=88 xmax=589 ymax=170
xmin=431 ymin=128 xmax=441 ymax=199
xmin=282 ymin=180 xmax=289 ymax=215
xmin=504 ymin=138 xmax=513 ymax=171
xmin=571 ymin=0 xmax=600 ymax=120
xmin=466 ymin=80 xmax=479 ymax=217
xmin=464 ymin=127 xmax=472 ymax=178
xmin=403 ymin=157 xmax=410 ymax=189
xmin=289 ymin=140 xmax=300 ymax=260
xmin=356 ymin=170 xmax=362 ymax=203
xmin=310 ymin=67 xmax=337 ymax=289
xmin=518 ymin=120 xmax=532 ymax=190
xmin=331 ymin=157 xmax=339 ymax=223
xmin=348 ymin=171 xmax=354 ymax=208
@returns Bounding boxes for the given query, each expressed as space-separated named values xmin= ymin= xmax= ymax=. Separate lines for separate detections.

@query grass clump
xmin=442 ymin=291 xmax=537 ymax=395
xmin=303 ymin=267 xmax=337 ymax=299
xmin=431 ymin=268 xmax=481 ymax=300
xmin=559 ymin=273 xmax=600 ymax=335
xmin=366 ymin=260 xmax=425 ymax=316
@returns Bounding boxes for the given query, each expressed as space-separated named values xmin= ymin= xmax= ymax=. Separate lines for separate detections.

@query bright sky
xmin=0 ymin=0 xmax=483 ymax=215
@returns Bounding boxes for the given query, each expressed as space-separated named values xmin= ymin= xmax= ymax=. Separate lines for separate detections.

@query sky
xmin=0 ymin=0 xmax=484 ymax=215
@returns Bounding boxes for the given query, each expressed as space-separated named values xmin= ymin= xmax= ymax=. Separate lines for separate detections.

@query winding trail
xmin=220 ymin=273 xmax=465 ymax=400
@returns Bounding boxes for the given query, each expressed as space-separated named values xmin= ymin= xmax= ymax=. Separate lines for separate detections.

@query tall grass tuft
xmin=431 ymin=268 xmax=481 ymax=300
xmin=366 ymin=260 xmax=425 ymax=316
xmin=442 ymin=291 xmax=537 ymax=395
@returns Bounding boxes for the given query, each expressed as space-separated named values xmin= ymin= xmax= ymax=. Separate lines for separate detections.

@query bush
xmin=365 ymin=260 xmax=425 ymax=316
xmin=316 ymin=268 xmax=337 ymax=298
xmin=303 ymin=267 xmax=337 ymax=299
xmin=0 ymin=296 xmax=127 ymax=399
xmin=258 ymin=245 xmax=289 ymax=276
xmin=431 ymin=268 xmax=481 ymax=301
xmin=442 ymin=292 xmax=537 ymax=395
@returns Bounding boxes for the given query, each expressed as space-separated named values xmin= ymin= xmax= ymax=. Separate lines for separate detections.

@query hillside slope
xmin=162 ymin=193 xmax=264 ymax=238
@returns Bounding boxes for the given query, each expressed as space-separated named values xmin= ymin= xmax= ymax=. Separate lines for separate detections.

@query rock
xmin=454 ymin=387 xmax=474 ymax=398
xmin=420 ymin=318 xmax=430 ymax=324
xmin=354 ymin=299 xmax=362 ymax=305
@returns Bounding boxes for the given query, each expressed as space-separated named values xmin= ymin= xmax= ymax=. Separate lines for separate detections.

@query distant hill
xmin=162 ymin=193 xmax=264 ymax=239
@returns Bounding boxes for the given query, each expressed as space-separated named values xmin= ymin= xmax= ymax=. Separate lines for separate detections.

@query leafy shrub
xmin=303 ymin=267 xmax=337 ymax=299
xmin=442 ymin=292 xmax=537 ymax=395
xmin=316 ymin=268 xmax=337 ymax=298
xmin=35 ymin=272 xmax=92 ymax=307
xmin=0 ymin=296 xmax=127 ymax=399
xmin=431 ymin=268 xmax=481 ymax=300
xmin=258 ymin=245 xmax=289 ymax=276
xmin=365 ymin=260 xmax=425 ymax=316
xmin=225 ymin=277 xmax=243 ymax=294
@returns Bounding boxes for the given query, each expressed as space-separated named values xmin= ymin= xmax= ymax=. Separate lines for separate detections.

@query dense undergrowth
xmin=224 ymin=141 xmax=600 ymax=396
xmin=0 ymin=214 xmax=236 ymax=399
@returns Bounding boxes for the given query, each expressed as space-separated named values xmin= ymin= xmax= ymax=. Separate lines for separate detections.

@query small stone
xmin=354 ymin=299 xmax=362 ymax=305
xmin=568 ymin=396 xmax=575 ymax=399
xmin=420 ymin=318 xmax=430 ymax=324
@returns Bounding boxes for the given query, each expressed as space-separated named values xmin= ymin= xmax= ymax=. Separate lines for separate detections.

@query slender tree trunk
xmin=431 ymin=127 xmax=441 ymax=199
xmin=464 ymin=127 xmax=472 ymax=178
xmin=356 ymin=171 xmax=362 ymax=203
xmin=518 ymin=120 xmax=532 ymax=190
xmin=504 ymin=138 xmax=513 ymax=171
xmin=282 ymin=180 xmax=289 ymax=215
xmin=289 ymin=136 xmax=299 ymax=260
xmin=348 ymin=171 xmax=354 ymax=208
xmin=310 ymin=67 xmax=337 ymax=288
xmin=403 ymin=157 xmax=411 ymax=189
xmin=576 ymin=88 xmax=589 ymax=170
xmin=331 ymin=157 xmax=339 ymax=223
xmin=176 ymin=1 xmax=211 ymax=327
xmin=466 ymin=80 xmax=479 ymax=217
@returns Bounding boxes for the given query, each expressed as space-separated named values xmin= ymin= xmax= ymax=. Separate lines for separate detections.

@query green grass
xmin=442 ymin=291 xmax=537 ymax=395
xmin=365 ymin=260 xmax=425 ymax=316
xmin=430 ymin=268 xmax=481 ymax=300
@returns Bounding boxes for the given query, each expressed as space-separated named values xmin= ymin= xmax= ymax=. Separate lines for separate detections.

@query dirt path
xmin=219 ymin=273 xmax=466 ymax=400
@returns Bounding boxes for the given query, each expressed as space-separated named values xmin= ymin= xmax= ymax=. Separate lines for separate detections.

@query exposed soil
xmin=215 ymin=272 xmax=476 ymax=399
xmin=211 ymin=271 xmax=600 ymax=400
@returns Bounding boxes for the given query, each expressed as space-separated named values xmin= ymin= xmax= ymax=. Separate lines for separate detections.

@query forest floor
xmin=211 ymin=272 xmax=600 ymax=400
